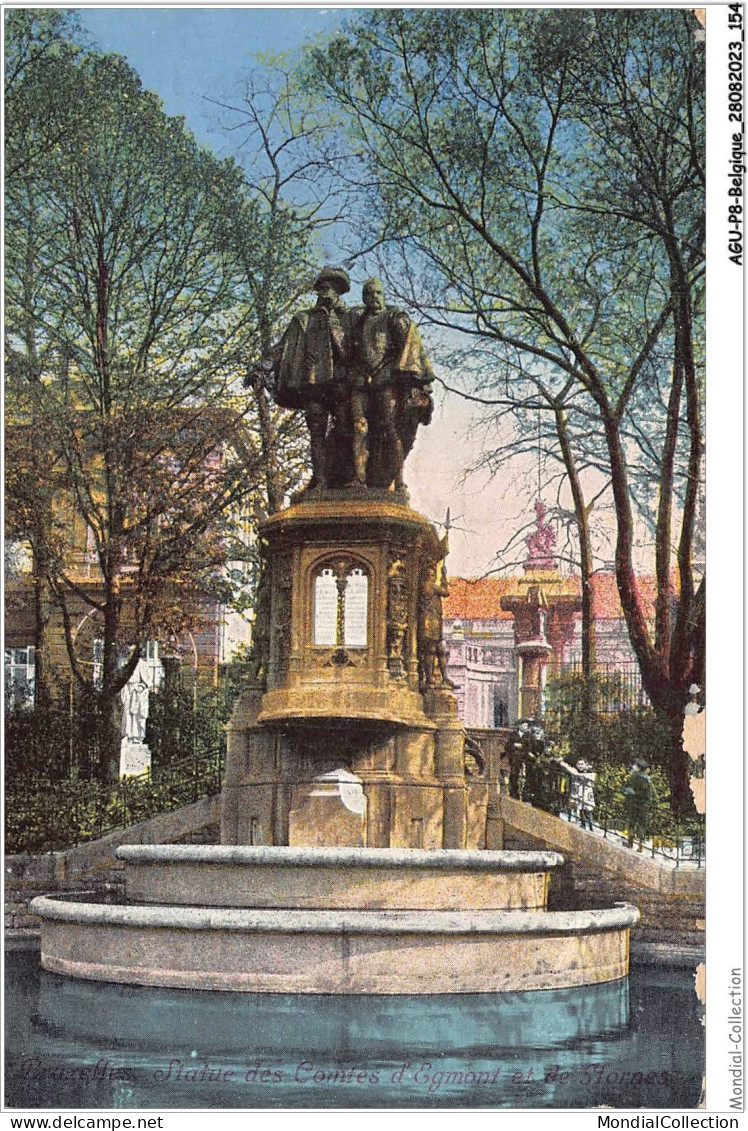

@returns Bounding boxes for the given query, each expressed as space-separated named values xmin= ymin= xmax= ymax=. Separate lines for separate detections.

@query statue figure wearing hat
xmin=348 ymin=277 xmax=434 ymax=490
xmin=271 ymin=265 xmax=352 ymax=489
xmin=261 ymin=267 xmax=435 ymax=492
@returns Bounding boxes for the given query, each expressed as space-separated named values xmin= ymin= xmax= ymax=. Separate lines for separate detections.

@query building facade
xmin=443 ymin=571 xmax=655 ymax=728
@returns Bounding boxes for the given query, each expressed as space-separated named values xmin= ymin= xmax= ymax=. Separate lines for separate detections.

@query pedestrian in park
xmin=523 ymin=722 xmax=555 ymax=812
xmin=555 ymin=756 xmax=597 ymax=830
xmin=575 ymin=761 xmax=597 ymax=830
xmin=505 ymin=721 xmax=530 ymax=799
xmin=684 ymin=683 xmax=702 ymax=716
xmin=624 ymin=758 xmax=657 ymax=850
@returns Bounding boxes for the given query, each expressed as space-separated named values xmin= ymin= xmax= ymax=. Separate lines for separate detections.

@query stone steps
xmin=503 ymin=818 xmax=704 ymax=944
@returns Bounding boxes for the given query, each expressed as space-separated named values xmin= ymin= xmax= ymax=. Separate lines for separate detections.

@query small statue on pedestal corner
xmin=247 ymin=543 xmax=271 ymax=688
xmin=386 ymin=555 xmax=409 ymax=679
xmin=417 ymin=536 xmax=454 ymax=690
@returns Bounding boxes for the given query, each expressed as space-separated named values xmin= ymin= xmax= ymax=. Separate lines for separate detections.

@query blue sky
xmin=77 ymin=7 xmax=347 ymax=152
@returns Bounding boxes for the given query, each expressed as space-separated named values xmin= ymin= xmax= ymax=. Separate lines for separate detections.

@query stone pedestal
xmin=221 ymin=494 xmax=495 ymax=850
xmin=288 ymin=770 xmax=367 ymax=847
xmin=516 ymin=638 xmax=553 ymax=720
xmin=119 ymin=739 xmax=151 ymax=778
xmin=501 ymin=567 xmax=582 ymax=721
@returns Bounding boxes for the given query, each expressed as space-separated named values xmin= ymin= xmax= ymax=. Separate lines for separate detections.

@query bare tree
xmin=210 ymin=61 xmax=356 ymax=513
xmin=310 ymin=8 xmax=704 ymax=811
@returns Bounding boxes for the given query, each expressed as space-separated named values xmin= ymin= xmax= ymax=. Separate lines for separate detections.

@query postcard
xmin=3 ymin=2 xmax=742 ymax=1124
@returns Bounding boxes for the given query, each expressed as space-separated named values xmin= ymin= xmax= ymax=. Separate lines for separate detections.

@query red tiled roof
xmin=588 ymin=573 xmax=662 ymax=622
xmin=443 ymin=577 xmax=517 ymax=621
xmin=445 ymin=573 xmax=666 ymax=622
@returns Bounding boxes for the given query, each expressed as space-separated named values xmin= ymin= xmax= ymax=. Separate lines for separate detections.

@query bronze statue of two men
xmin=270 ymin=267 xmax=434 ymax=492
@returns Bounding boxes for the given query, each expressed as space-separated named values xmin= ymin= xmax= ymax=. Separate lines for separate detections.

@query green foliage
xmin=5 ymin=26 xmax=314 ymax=744
xmin=5 ymin=700 xmax=108 ymax=782
xmin=6 ymin=45 xmax=250 ymax=393
xmin=5 ymin=749 xmax=224 ymax=856
xmin=5 ymin=655 xmax=246 ymax=853
xmin=5 ymin=24 xmax=261 ymax=754
xmin=6 ymin=777 xmax=109 ymax=855
xmin=4 ymin=20 xmax=311 ymax=780
xmin=5 ymin=706 xmax=72 ymax=782
xmin=592 ymin=763 xmax=662 ymax=834
xmin=4 ymin=9 xmax=87 ymax=181
xmin=145 ymin=658 xmax=250 ymax=770
xmin=545 ymin=671 xmax=672 ymax=771
xmin=544 ymin=671 xmax=703 ymax=837
xmin=591 ymin=763 xmax=703 ymax=844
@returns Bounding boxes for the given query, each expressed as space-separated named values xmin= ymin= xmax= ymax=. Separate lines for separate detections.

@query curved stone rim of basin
xmin=116 ymin=845 xmax=565 ymax=870
xmin=30 ymin=895 xmax=639 ymax=934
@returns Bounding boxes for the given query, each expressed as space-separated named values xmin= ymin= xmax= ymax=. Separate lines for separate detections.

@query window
xmin=313 ymin=560 xmax=368 ymax=648
xmin=493 ymin=689 xmax=509 ymax=728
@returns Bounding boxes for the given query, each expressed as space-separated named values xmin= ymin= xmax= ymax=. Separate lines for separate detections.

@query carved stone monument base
xmin=220 ymin=688 xmax=491 ymax=850
xmin=220 ymin=495 xmax=496 ymax=850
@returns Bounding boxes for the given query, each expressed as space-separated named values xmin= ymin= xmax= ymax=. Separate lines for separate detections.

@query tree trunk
xmin=99 ymin=693 xmax=123 ymax=785
xmin=654 ymin=352 xmax=682 ymax=657
xmin=554 ymin=405 xmax=596 ymax=684
xmin=32 ymin=554 xmax=53 ymax=711
xmin=664 ymin=706 xmax=696 ymax=820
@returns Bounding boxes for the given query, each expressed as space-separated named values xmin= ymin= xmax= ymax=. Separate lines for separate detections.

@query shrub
xmin=544 ymin=671 xmax=704 ymax=840
xmin=545 ymin=671 xmax=672 ymax=772
xmin=5 ymin=747 xmax=224 ymax=855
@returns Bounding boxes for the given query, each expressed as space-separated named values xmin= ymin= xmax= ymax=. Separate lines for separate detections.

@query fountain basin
xmin=30 ymin=895 xmax=638 ymax=995
xmin=117 ymin=845 xmax=562 ymax=911
xmin=7 ymin=951 xmax=705 ymax=1110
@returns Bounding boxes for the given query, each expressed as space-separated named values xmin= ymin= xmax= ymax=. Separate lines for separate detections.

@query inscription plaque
xmin=344 ymin=569 xmax=368 ymax=647
xmin=314 ymin=569 xmax=338 ymax=646
xmin=313 ymin=563 xmax=368 ymax=648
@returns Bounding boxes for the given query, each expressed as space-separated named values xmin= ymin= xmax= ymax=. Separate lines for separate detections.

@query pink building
xmin=443 ymin=572 xmax=657 ymax=728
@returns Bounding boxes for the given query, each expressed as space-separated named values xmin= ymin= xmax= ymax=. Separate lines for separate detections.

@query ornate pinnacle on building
xmin=524 ymin=499 xmax=557 ymax=572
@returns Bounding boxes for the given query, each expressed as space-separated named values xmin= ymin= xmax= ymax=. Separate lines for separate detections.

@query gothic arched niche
xmin=312 ymin=558 xmax=369 ymax=649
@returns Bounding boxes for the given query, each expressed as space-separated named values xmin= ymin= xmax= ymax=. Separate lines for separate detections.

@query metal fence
xmin=115 ymin=746 xmax=225 ymax=825
xmin=6 ymin=746 xmax=225 ymax=855
xmin=506 ymin=757 xmax=705 ymax=868
xmin=547 ymin=661 xmax=651 ymax=713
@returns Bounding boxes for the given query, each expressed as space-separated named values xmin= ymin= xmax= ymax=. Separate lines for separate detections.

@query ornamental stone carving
xmin=386 ymin=555 xmax=409 ymax=679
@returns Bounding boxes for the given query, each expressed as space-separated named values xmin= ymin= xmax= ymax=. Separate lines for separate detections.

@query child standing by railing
xmin=554 ymin=757 xmax=597 ymax=830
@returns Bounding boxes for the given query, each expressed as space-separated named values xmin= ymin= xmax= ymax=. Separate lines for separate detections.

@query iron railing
xmin=507 ymin=758 xmax=705 ymax=868
xmin=546 ymin=661 xmax=651 ymax=712
xmin=6 ymin=746 xmax=225 ymax=855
